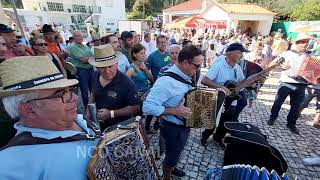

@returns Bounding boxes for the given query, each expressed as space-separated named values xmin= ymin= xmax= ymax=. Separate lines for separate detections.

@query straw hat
xmin=0 ymin=56 xmax=78 ymax=97
xmin=294 ymin=33 xmax=311 ymax=42
xmin=89 ymin=44 xmax=119 ymax=67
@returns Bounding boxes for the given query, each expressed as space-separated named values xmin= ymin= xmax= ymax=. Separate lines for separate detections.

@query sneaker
xmin=267 ymin=118 xmax=275 ymax=126
xmin=286 ymin=124 xmax=299 ymax=135
xmin=172 ymin=168 xmax=186 ymax=177
xmin=303 ymin=157 xmax=320 ymax=166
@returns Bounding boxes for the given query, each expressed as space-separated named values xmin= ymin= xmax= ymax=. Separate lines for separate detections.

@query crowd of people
xmin=0 ymin=22 xmax=320 ymax=179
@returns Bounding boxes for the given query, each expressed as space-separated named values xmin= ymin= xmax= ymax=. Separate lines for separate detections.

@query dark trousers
xmin=202 ymin=50 xmax=207 ymax=67
xmin=202 ymin=106 xmax=236 ymax=143
xmin=145 ymin=115 xmax=160 ymax=130
xmin=76 ymin=68 xmax=94 ymax=108
xmin=160 ymin=120 xmax=190 ymax=167
xmin=270 ymin=85 xmax=306 ymax=126
xmin=232 ymin=90 xmax=247 ymax=121
xmin=301 ymin=87 xmax=320 ymax=112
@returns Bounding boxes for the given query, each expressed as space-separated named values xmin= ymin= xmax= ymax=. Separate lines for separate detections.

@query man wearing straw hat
xmin=0 ymin=56 xmax=99 ymax=179
xmin=268 ymin=33 xmax=311 ymax=134
xmin=89 ymin=44 xmax=140 ymax=131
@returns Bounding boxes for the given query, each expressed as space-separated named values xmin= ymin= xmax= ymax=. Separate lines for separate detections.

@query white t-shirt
xmin=279 ymin=50 xmax=308 ymax=84
xmin=141 ymin=40 xmax=151 ymax=56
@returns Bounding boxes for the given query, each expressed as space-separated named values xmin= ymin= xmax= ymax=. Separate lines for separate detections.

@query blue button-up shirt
xmin=0 ymin=114 xmax=99 ymax=180
xmin=143 ymin=65 xmax=193 ymax=125
xmin=206 ymin=55 xmax=245 ymax=85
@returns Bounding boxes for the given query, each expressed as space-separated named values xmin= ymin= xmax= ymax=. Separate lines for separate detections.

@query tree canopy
xmin=291 ymin=0 xmax=320 ymax=21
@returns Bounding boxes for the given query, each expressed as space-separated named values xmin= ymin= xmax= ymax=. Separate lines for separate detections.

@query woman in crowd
xmin=30 ymin=36 xmax=67 ymax=77
xmin=126 ymin=43 xmax=156 ymax=133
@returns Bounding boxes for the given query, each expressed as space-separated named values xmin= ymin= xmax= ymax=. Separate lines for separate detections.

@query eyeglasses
xmin=188 ymin=60 xmax=202 ymax=69
xmin=36 ymin=43 xmax=48 ymax=47
xmin=25 ymin=87 xmax=75 ymax=104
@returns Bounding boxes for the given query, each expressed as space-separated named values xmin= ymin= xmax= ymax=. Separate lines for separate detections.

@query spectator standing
xmin=271 ymin=33 xmax=288 ymax=57
xmin=0 ymin=24 xmax=16 ymax=59
xmin=120 ymin=31 xmax=134 ymax=63
xmin=141 ymin=32 xmax=153 ymax=56
xmin=42 ymin=24 xmax=64 ymax=65
xmin=147 ymin=35 xmax=171 ymax=81
xmin=130 ymin=30 xmax=139 ymax=44
xmin=69 ymin=30 xmax=94 ymax=108
xmin=30 ymin=36 xmax=67 ymax=77
xmin=102 ymin=34 xmax=130 ymax=73
xmin=0 ymin=36 xmax=8 ymax=62
xmin=126 ymin=43 xmax=155 ymax=133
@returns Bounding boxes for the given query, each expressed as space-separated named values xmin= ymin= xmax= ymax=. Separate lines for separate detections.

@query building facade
xmin=163 ymin=0 xmax=275 ymax=36
xmin=4 ymin=0 xmax=125 ymax=33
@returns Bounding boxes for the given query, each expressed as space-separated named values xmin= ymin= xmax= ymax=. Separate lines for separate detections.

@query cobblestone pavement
xmin=149 ymin=70 xmax=320 ymax=180
xmin=76 ymin=69 xmax=319 ymax=179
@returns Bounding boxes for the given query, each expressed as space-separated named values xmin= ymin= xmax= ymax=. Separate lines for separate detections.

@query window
xmin=47 ymin=2 xmax=64 ymax=12
xmin=72 ymin=5 xmax=87 ymax=13
xmin=98 ymin=6 xmax=101 ymax=13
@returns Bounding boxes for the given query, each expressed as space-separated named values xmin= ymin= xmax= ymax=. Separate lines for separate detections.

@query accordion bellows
xmin=185 ymin=88 xmax=219 ymax=129
xmin=87 ymin=123 xmax=159 ymax=180
xmin=297 ymin=56 xmax=320 ymax=85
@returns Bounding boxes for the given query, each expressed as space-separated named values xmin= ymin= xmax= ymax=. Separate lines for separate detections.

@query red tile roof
xmin=217 ymin=2 xmax=276 ymax=15
xmin=163 ymin=0 xmax=204 ymax=12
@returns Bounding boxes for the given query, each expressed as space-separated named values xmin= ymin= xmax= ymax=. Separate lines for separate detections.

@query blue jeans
xmin=76 ymin=68 xmax=94 ymax=108
xmin=270 ymin=84 xmax=306 ymax=126
xmin=232 ymin=90 xmax=247 ymax=121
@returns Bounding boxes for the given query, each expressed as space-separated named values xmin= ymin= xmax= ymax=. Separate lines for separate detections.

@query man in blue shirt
xmin=147 ymin=35 xmax=171 ymax=81
xmin=200 ymin=43 xmax=249 ymax=148
xmin=143 ymin=45 xmax=202 ymax=179
xmin=0 ymin=56 xmax=99 ymax=179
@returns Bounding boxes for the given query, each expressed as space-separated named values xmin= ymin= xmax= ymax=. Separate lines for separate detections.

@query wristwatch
xmin=110 ymin=110 xmax=115 ymax=119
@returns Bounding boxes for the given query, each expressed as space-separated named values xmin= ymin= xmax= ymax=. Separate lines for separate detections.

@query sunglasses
xmin=188 ymin=60 xmax=201 ymax=69
xmin=296 ymin=40 xmax=309 ymax=44
xmin=36 ymin=43 xmax=48 ymax=47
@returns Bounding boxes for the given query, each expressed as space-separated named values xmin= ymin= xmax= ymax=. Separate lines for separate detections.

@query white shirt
xmin=149 ymin=40 xmax=157 ymax=55
xmin=141 ymin=40 xmax=151 ymax=56
xmin=279 ymin=50 xmax=308 ymax=84
xmin=62 ymin=30 xmax=72 ymax=42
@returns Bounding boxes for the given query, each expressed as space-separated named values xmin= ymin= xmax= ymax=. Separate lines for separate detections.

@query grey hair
xmin=2 ymin=92 xmax=40 ymax=119
xmin=169 ymin=44 xmax=181 ymax=52
xmin=72 ymin=30 xmax=82 ymax=37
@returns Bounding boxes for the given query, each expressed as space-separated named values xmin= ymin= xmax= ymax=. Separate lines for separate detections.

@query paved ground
xmin=77 ymin=69 xmax=319 ymax=179
xmin=149 ymin=69 xmax=320 ymax=180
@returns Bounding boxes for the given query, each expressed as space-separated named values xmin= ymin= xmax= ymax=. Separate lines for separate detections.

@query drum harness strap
xmin=0 ymin=120 xmax=102 ymax=151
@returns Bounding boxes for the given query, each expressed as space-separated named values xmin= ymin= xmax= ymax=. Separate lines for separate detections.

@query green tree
xmin=291 ymin=0 xmax=320 ymax=20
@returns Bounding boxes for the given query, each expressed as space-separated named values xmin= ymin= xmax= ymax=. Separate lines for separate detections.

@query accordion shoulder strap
xmin=161 ymin=72 xmax=195 ymax=87
xmin=0 ymin=131 xmax=97 ymax=151
xmin=0 ymin=120 xmax=101 ymax=151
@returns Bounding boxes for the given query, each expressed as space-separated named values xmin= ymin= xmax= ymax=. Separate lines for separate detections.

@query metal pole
xmin=10 ymin=0 xmax=25 ymax=38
